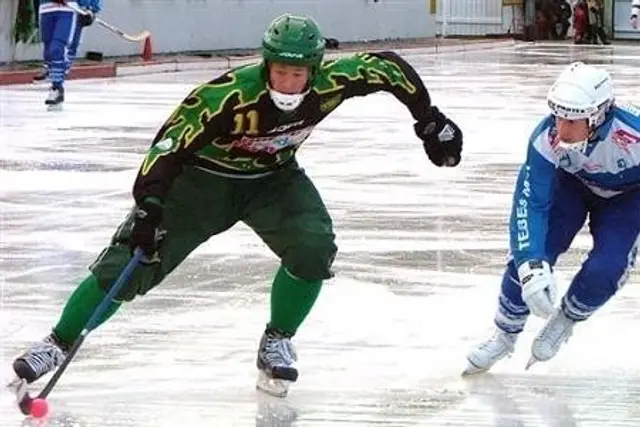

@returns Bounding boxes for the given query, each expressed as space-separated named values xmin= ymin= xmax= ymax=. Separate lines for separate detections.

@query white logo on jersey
xmin=231 ymin=127 xmax=313 ymax=154
xmin=155 ymin=138 xmax=175 ymax=151
xmin=268 ymin=119 xmax=305 ymax=134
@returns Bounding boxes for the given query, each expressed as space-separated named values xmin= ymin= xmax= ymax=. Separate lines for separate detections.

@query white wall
xmin=0 ymin=0 xmax=18 ymax=62
xmin=437 ymin=0 xmax=505 ymax=36
xmin=613 ymin=0 xmax=640 ymax=39
xmin=501 ymin=3 xmax=524 ymax=34
xmin=2 ymin=0 xmax=437 ymax=63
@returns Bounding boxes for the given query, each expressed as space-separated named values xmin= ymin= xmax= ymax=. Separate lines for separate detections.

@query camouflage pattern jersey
xmin=133 ymin=51 xmax=435 ymax=204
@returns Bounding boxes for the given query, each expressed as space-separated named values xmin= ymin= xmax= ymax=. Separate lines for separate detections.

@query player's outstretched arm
xmin=327 ymin=51 xmax=463 ymax=167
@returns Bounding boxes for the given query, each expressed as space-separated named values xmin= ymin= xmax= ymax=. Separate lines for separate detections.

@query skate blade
xmin=46 ymin=103 xmax=63 ymax=111
xmin=461 ymin=361 xmax=488 ymax=376
xmin=6 ymin=377 xmax=29 ymax=404
xmin=6 ymin=376 xmax=22 ymax=390
xmin=525 ymin=356 xmax=538 ymax=370
xmin=256 ymin=370 xmax=291 ymax=398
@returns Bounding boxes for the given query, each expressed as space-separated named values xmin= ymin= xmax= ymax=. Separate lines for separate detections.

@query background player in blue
xmin=463 ymin=62 xmax=640 ymax=374
xmin=631 ymin=0 xmax=640 ymax=28
xmin=36 ymin=0 xmax=100 ymax=108
xmin=66 ymin=1 xmax=100 ymax=74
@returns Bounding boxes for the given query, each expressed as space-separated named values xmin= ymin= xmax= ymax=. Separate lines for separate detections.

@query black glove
xmin=414 ymin=107 xmax=463 ymax=167
xmin=78 ymin=10 xmax=95 ymax=27
xmin=130 ymin=200 xmax=165 ymax=262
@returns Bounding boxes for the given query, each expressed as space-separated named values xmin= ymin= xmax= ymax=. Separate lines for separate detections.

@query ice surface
xmin=2 ymin=42 xmax=640 ymax=426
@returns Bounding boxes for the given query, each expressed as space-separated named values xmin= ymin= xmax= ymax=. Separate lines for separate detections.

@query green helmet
xmin=262 ymin=14 xmax=325 ymax=73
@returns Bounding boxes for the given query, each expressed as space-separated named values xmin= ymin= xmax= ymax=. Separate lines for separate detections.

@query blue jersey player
xmin=36 ymin=0 xmax=101 ymax=108
xmin=464 ymin=62 xmax=640 ymax=373
xmin=632 ymin=0 xmax=640 ymax=28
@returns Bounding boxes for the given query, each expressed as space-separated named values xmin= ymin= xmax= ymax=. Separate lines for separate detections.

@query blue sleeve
xmin=613 ymin=104 xmax=640 ymax=130
xmin=509 ymin=125 xmax=556 ymax=267
xmin=79 ymin=0 xmax=102 ymax=12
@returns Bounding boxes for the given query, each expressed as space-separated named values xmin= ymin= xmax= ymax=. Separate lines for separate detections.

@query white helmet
xmin=547 ymin=62 xmax=614 ymax=148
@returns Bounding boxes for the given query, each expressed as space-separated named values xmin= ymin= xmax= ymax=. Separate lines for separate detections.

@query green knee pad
xmin=282 ymin=238 xmax=337 ymax=281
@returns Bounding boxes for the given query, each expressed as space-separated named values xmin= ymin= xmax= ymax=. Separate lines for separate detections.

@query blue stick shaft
xmin=84 ymin=248 xmax=144 ymax=332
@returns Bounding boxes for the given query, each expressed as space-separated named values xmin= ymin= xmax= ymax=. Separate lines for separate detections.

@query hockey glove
xmin=414 ymin=107 xmax=463 ymax=167
xmin=130 ymin=200 xmax=165 ymax=263
xmin=519 ymin=260 xmax=557 ymax=319
xmin=78 ymin=10 xmax=95 ymax=27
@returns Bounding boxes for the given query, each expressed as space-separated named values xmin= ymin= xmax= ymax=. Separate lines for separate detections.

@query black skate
xmin=256 ymin=328 xmax=298 ymax=397
xmin=33 ymin=67 xmax=49 ymax=83
xmin=45 ymin=85 xmax=65 ymax=110
xmin=13 ymin=333 xmax=69 ymax=383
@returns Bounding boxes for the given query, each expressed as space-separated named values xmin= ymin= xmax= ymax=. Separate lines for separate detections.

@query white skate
xmin=463 ymin=328 xmax=518 ymax=375
xmin=526 ymin=307 xmax=575 ymax=369
xmin=256 ymin=328 xmax=298 ymax=398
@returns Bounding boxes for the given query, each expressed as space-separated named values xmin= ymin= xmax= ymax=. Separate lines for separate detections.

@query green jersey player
xmin=12 ymin=13 xmax=463 ymax=397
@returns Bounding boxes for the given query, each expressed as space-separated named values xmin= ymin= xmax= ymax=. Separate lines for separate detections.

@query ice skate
xmin=256 ymin=328 xmax=298 ymax=397
xmin=463 ymin=328 xmax=518 ymax=375
xmin=45 ymin=85 xmax=65 ymax=110
xmin=32 ymin=67 xmax=49 ymax=83
xmin=526 ymin=307 xmax=576 ymax=369
xmin=13 ymin=333 xmax=69 ymax=383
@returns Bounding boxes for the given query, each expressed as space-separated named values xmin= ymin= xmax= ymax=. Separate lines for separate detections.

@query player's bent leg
xmin=464 ymin=260 xmax=528 ymax=375
xmin=12 ymin=272 xmax=122 ymax=383
xmin=12 ymin=172 xmax=224 ymax=384
xmin=10 ymin=216 xmax=157 ymax=384
xmin=244 ymin=165 xmax=337 ymax=396
xmin=529 ymin=243 xmax=639 ymax=366
xmin=256 ymin=240 xmax=336 ymax=397
xmin=529 ymin=190 xmax=640 ymax=366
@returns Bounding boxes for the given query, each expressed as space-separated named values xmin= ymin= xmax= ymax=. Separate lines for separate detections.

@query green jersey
xmin=133 ymin=51 xmax=434 ymax=204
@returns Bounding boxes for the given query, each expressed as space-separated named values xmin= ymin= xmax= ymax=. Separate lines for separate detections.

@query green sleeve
xmin=317 ymin=51 xmax=434 ymax=122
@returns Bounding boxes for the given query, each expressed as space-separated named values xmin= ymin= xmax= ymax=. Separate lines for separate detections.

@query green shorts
xmin=90 ymin=163 xmax=337 ymax=301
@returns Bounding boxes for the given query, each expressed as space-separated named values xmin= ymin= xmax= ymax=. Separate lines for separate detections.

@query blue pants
xmin=39 ymin=8 xmax=78 ymax=86
xmin=66 ymin=23 xmax=84 ymax=73
xmin=495 ymin=170 xmax=640 ymax=333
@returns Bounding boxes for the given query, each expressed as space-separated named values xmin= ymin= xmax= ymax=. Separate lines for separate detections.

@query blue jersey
xmin=509 ymin=104 xmax=640 ymax=267
xmin=39 ymin=0 xmax=101 ymax=13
